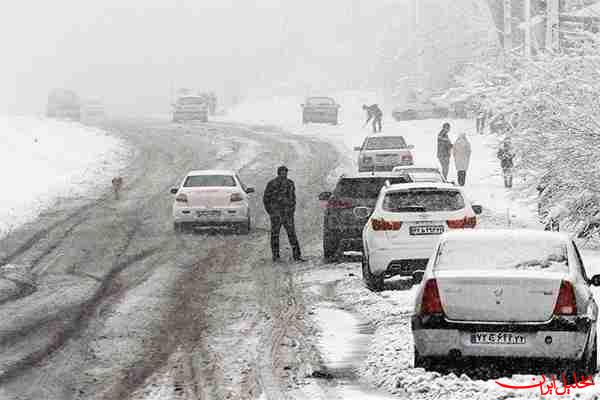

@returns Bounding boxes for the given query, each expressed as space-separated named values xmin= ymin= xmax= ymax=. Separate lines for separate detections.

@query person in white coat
xmin=452 ymin=132 xmax=471 ymax=186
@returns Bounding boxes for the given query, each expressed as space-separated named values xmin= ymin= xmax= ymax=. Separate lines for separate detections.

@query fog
xmin=0 ymin=0 xmax=391 ymax=115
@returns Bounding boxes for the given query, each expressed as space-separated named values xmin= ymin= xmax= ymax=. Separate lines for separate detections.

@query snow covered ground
xmin=224 ymin=93 xmax=600 ymax=399
xmin=222 ymin=91 xmax=539 ymax=228
xmin=0 ymin=116 xmax=131 ymax=238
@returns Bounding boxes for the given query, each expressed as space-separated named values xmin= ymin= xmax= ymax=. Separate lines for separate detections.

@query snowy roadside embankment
xmin=221 ymin=92 xmax=540 ymax=228
xmin=0 ymin=116 xmax=131 ymax=239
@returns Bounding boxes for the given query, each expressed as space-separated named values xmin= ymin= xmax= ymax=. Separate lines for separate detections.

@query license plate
xmin=196 ymin=210 xmax=220 ymax=217
xmin=409 ymin=225 xmax=444 ymax=235
xmin=470 ymin=332 xmax=527 ymax=345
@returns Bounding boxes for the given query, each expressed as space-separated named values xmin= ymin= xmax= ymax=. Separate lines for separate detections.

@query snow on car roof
xmin=393 ymin=164 xmax=440 ymax=171
xmin=384 ymin=182 xmax=458 ymax=191
xmin=440 ymin=229 xmax=570 ymax=243
xmin=186 ymin=169 xmax=236 ymax=176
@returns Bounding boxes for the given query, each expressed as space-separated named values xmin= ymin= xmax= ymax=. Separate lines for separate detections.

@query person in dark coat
xmin=363 ymin=104 xmax=383 ymax=133
xmin=263 ymin=165 xmax=305 ymax=262
xmin=437 ymin=122 xmax=453 ymax=180
xmin=497 ymin=138 xmax=515 ymax=188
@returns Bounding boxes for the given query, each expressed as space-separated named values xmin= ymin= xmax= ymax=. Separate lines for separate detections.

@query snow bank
xmin=0 ymin=116 xmax=131 ymax=238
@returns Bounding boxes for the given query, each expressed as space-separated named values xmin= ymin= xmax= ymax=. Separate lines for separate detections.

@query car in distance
xmin=318 ymin=172 xmax=411 ymax=261
xmin=46 ymin=89 xmax=81 ymax=121
xmin=391 ymin=101 xmax=449 ymax=121
xmin=412 ymin=229 xmax=598 ymax=375
xmin=355 ymin=135 xmax=415 ymax=173
xmin=301 ymin=96 xmax=339 ymax=125
xmin=171 ymin=170 xmax=254 ymax=233
xmin=392 ymin=165 xmax=446 ymax=183
xmin=361 ymin=182 xmax=482 ymax=290
xmin=172 ymin=95 xmax=208 ymax=123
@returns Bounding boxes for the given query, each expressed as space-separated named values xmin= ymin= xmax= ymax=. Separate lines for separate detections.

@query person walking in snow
xmin=497 ymin=138 xmax=515 ymax=188
xmin=362 ymin=104 xmax=383 ymax=133
xmin=437 ymin=122 xmax=453 ymax=180
xmin=452 ymin=132 xmax=471 ymax=186
xmin=263 ymin=165 xmax=306 ymax=262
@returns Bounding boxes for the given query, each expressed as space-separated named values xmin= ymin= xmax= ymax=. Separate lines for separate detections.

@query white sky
xmin=0 ymin=0 xmax=384 ymax=114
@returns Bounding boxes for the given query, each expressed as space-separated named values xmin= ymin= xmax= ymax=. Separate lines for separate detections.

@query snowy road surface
xmin=1 ymin=97 xmax=599 ymax=400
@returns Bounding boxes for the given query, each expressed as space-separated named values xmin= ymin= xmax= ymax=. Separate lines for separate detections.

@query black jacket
xmin=263 ymin=177 xmax=296 ymax=215
xmin=497 ymin=147 xmax=514 ymax=169
xmin=365 ymin=104 xmax=383 ymax=122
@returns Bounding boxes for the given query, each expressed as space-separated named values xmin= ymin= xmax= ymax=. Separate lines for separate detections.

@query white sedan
xmin=412 ymin=229 xmax=599 ymax=375
xmin=171 ymin=169 xmax=254 ymax=233
xmin=361 ymin=182 xmax=482 ymax=290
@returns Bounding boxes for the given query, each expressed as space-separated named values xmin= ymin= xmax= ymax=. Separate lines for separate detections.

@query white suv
xmin=361 ymin=182 xmax=482 ymax=290
xmin=171 ymin=170 xmax=254 ymax=233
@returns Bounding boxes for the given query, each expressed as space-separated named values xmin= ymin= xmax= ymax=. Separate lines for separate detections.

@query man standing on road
xmin=263 ymin=166 xmax=306 ymax=262
xmin=362 ymin=104 xmax=383 ymax=133
xmin=437 ymin=122 xmax=453 ymax=180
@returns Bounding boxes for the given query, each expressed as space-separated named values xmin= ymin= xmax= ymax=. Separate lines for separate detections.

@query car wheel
xmin=323 ymin=229 xmax=340 ymax=261
xmin=362 ymin=254 xmax=383 ymax=292
xmin=174 ymin=222 xmax=184 ymax=233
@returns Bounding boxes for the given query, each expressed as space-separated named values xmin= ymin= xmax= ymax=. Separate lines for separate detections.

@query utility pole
xmin=503 ymin=0 xmax=513 ymax=53
xmin=524 ymin=0 xmax=531 ymax=57
xmin=546 ymin=0 xmax=560 ymax=51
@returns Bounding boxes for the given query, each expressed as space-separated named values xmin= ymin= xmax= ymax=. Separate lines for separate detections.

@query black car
xmin=318 ymin=173 xmax=411 ymax=261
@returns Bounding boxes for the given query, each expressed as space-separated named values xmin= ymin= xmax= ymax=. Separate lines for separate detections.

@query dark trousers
xmin=502 ymin=167 xmax=513 ymax=188
xmin=476 ymin=116 xmax=486 ymax=134
xmin=457 ymin=170 xmax=466 ymax=186
xmin=438 ymin=157 xmax=450 ymax=180
xmin=270 ymin=212 xmax=301 ymax=259
xmin=372 ymin=117 xmax=382 ymax=133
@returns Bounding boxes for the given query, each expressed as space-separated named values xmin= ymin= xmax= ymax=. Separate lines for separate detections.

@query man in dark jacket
xmin=437 ymin=122 xmax=453 ymax=180
xmin=263 ymin=166 xmax=305 ymax=262
xmin=497 ymin=139 xmax=515 ymax=188
xmin=363 ymin=104 xmax=383 ymax=133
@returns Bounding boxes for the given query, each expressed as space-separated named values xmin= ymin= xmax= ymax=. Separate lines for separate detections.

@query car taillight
xmin=371 ymin=218 xmax=402 ymax=231
xmin=420 ymin=279 xmax=444 ymax=315
xmin=446 ymin=216 xmax=477 ymax=229
xmin=175 ymin=193 xmax=188 ymax=203
xmin=327 ymin=199 xmax=353 ymax=209
xmin=401 ymin=155 xmax=413 ymax=162
xmin=554 ymin=280 xmax=577 ymax=316
xmin=230 ymin=192 xmax=244 ymax=202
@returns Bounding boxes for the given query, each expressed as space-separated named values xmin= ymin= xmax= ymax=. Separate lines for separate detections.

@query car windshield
xmin=382 ymin=189 xmax=464 ymax=212
xmin=335 ymin=177 xmax=410 ymax=199
xmin=307 ymin=97 xmax=334 ymax=106
xmin=183 ymin=175 xmax=236 ymax=187
xmin=178 ymin=97 xmax=204 ymax=105
xmin=435 ymin=237 xmax=569 ymax=272
xmin=364 ymin=136 xmax=407 ymax=150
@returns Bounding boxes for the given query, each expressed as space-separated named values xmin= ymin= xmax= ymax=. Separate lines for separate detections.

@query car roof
xmin=186 ymin=169 xmax=236 ymax=176
xmin=383 ymin=182 xmax=458 ymax=192
xmin=440 ymin=229 xmax=571 ymax=244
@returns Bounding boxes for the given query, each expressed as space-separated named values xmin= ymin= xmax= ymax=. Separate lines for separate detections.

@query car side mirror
xmin=591 ymin=274 xmax=600 ymax=286
xmin=245 ymin=187 xmax=255 ymax=194
xmin=353 ymin=206 xmax=371 ymax=219
xmin=472 ymin=205 xmax=483 ymax=215
xmin=407 ymin=144 xmax=415 ymax=149
xmin=353 ymin=146 xmax=362 ymax=151
xmin=170 ymin=188 xmax=178 ymax=194
xmin=318 ymin=191 xmax=332 ymax=201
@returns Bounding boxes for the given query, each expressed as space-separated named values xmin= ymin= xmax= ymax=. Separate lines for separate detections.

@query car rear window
xmin=382 ymin=189 xmax=464 ymax=212
xmin=365 ymin=136 xmax=407 ymax=150
xmin=435 ymin=237 xmax=568 ymax=272
xmin=407 ymin=172 xmax=444 ymax=183
xmin=307 ymin=97 xmax=334 ymax=106
xmin=183 ymin=175 xmax=236 ymax=187
xmin=335 ymin=177 xmax=410 ymax=199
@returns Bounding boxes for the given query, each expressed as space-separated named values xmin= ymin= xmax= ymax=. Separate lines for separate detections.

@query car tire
xmin=323 ymin=229 xmax=340 ymax=261
xmin=174 ymin=222 xmax=183 ymax=233
xmin=413 ymin=346 xmax=432 ymax=370
xmin=362 ymin=253 xmax=383 ymax=292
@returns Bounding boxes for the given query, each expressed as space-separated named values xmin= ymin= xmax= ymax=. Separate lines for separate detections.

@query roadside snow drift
xmin=0 ymin=116 xmax=130 ymax=238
